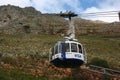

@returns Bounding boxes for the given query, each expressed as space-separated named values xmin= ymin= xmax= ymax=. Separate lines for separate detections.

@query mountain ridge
xmin=0 ymin=5 xmax=120 ymax=35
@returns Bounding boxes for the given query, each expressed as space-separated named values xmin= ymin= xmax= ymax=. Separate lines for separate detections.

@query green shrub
xmin=88 ymin=57 xmax=109 ymax=68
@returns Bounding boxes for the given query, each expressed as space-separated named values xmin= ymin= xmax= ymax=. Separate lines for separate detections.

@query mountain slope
xmin=0 ymin=5 xmax=67 ymax=34
xmin=0 ymin=5 xmax=120 ymax=35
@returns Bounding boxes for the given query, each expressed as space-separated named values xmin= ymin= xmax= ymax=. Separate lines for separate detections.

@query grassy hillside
xmin=0 ymin=34 xmax=120 ymax=79
xmin=77 ymin=34 xmax=120 ymax=69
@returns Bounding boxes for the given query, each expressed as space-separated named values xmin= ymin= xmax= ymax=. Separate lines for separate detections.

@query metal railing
xmin=89 ymin=65 xmax=120 ymax=78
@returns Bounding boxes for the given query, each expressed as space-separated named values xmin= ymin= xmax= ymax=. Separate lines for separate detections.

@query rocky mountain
xmin=74 ymin=18 xmax=120 ymax=35
xmin=0 ymin=5 xmax=67 ymax=34
xmin=0 ymin=5 xmax=120 ymax=35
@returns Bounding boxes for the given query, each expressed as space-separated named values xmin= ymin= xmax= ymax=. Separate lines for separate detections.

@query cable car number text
xmin=75 ymin=54 xmax=81 ymax=58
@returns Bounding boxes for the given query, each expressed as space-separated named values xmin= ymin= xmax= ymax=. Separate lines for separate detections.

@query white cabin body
xmin=50 ymin=39 xmax=85 ymax=68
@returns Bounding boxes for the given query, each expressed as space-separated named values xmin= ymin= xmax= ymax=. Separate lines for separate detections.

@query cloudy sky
xmin=0 ymin=0 xmax=120 ymax=22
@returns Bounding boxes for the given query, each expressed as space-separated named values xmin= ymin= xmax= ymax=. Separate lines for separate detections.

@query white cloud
xmin=30 ymin=0 xmax=63 ymax=13
xmin=99 ymin=0 xmax=120 ymax=10
xmin=0 ymin=0 xmax=32 ymax=7
xmin=30 ymin=0 xmax=82 ymax=13
xmin=83 ymin=0 xmax=120 ymax=22
xmin=0 ymin=0 xmax=82 ymax=13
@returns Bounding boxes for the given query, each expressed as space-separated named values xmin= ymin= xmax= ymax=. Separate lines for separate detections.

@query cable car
xmin=49 ymin=11 xmax=86 ymax=68
xmin=49 ymin=38 xmax=85 ymax=68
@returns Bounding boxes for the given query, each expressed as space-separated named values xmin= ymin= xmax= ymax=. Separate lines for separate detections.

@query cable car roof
xmin=57 ymin=40 xmax=83 ymax=45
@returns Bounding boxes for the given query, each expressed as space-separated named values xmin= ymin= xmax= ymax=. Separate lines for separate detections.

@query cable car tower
xmin=49 ymin=11 xmax=86 ymax=68
xmin=60 ymin=11 xmax=77 ymax=40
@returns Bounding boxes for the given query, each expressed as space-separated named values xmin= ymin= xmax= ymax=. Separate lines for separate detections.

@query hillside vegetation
xmin=0 ymin=34 xmax=120 ymax=79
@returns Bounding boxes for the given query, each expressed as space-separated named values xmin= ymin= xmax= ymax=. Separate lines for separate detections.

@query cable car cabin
xmin=49 ymin=40 xmax=85 ymax=68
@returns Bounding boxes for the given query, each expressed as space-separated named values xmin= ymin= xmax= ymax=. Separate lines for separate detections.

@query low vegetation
xmin=0 ymin=34 xmax=120 ymax=79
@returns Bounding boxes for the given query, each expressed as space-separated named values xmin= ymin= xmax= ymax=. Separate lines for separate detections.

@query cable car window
xmin=55 ymin=44 xmax=58 ymax=54
xmin=58 ymin=43 xmax=62 ymax=53
xmin=78 ymin=44 xmax=82 ymax=53
xmin=71 ymin=43 xmax=77 ymax=52
xmin=51 ymin=47 xmax=54 ymax=55
xmin=65 ymin=43 xmax=70 ymax=52
xmin=62 ymin=43 xmax=70 ymax=52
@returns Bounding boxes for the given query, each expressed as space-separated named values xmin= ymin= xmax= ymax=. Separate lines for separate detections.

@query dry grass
xmin=0 ymin=34 xmax=120 ymax=79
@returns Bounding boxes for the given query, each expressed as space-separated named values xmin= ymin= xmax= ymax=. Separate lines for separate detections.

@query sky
xmin=0 ymin=0 xmax=120 ymax=22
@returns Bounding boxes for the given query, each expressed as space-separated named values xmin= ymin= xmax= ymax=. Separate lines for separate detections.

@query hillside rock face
xmin=0 ymin=5 xmax=120 ymax=35
xmin=74 ymin=18 xmax=120 ymax=35
xmin=0 ymin=5 xmax=67 ymax=34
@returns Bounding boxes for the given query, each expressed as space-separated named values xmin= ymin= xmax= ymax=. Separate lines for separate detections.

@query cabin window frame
xmin=54 ymin=44 xmax=58 ymax=54
xmin=71 ymin=43 xmax=78 ymax=52
xmin=78 ymin=44 xmax=82 ymax=53
xmin=58 ymin=42 xmax=62 ymax=53
xmin=61 ymin=43 xmax=70 ymax=52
